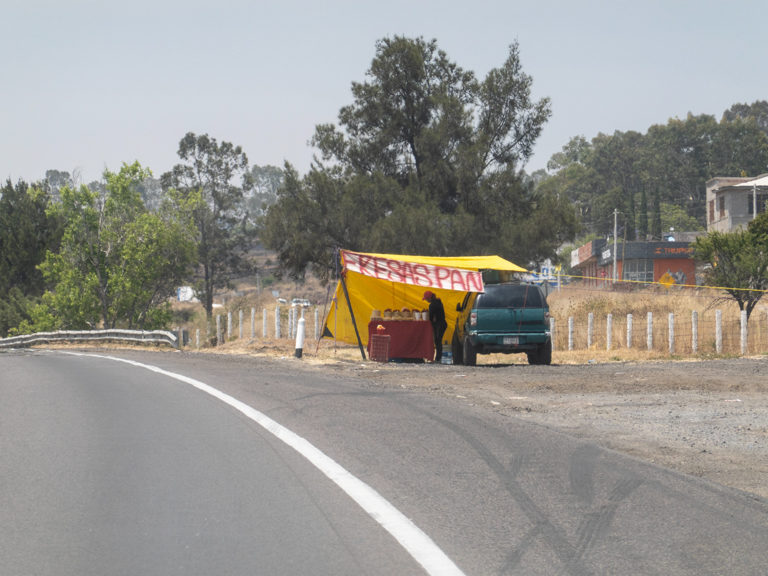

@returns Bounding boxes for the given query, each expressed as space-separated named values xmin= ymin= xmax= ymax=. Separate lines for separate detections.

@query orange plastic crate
xmin=370 ymin=334 xmax=391 ymax=362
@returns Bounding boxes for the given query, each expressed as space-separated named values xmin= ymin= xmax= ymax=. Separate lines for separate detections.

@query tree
xmin=589 ymin=131 xmax=646 ymax=240
xmin=134 ymin=174 xmax=165 ymax=212
xmin=542 ymin=107 xmax=768 ymax=238
xmin=246 ymin=164 xmax=285 ymax=218
xmin=265 ymin=36 xmax=572 ymax=278
xmin=0 ymin=180 xmax=63 ymax=336
xmin=722 ymin=100 xmax=768 ymax=136
xmin=711 ymin=114 xmax=768 ymax=176
xmin=44 ymin=169 xmax=74 ymax=202
xmin=0 ymin=287 xmax=33 ymax=337
xmin=110 ymin=206 xmax=197 ymax=327
xmin=161 ymin=133 xmax=255 ymax=318
xmin=637 ymin=186 xmax=649 ymax=240
xmin=651 ymin=187 xmax=662 ymax=240
xmin=0 ymin=179 xmax=62 ymax=296
xmin=542 ymin=137 xmax=600 ymax=231
xmin=693 ymin=212 xmax=768 ymax=320
xmin=659 ymin=202 xmax=703 ymax=234
xmin=29 ymin=162 xmax=197 ymax=331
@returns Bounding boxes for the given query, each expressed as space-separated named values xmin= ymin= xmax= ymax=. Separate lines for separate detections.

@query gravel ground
xmin=307 ymin=355 xmax=768 ymax=500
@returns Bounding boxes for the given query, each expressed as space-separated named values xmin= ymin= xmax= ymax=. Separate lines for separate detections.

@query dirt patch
xmin=226 ymin=341 xmax=768 ymax=501
xmin=348 ymin=356 xmax=768 ymax=500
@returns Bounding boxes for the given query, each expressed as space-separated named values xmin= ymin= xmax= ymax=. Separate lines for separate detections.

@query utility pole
xmin=754 ymin=183 xmax=758 ymax=220
xmin=612 ymin=208 xmax=618 ymax=284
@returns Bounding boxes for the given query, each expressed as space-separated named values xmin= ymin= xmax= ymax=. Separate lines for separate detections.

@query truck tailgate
xmin=476 ymin=308 xmax=547 ymax=334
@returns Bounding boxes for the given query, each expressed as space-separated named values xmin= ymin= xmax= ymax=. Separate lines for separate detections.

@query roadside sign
xmin=658 ymin=272 xmax=675 ymax=287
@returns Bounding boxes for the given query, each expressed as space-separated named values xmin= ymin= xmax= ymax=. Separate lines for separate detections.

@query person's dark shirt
xmin=429 ymin=297 xmax=447 ymax=330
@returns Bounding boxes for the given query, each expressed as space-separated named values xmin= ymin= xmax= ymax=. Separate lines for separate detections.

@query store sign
xmin=342 ymin=250 xmax=484 ymax=292
xmin=654 ymin=245 xmax=693 ymax=257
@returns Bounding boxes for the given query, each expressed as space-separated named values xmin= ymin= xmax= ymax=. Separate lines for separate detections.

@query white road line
xmin=66 ymin=352 xmax=466 ymax=576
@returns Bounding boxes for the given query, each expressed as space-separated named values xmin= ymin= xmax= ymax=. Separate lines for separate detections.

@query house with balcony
xmin=706 ymin=173 xmax=768 ymax=233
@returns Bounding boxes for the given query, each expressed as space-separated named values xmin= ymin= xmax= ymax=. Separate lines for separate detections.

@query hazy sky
xmin=2 ymin=0 xmax=765 ymax=184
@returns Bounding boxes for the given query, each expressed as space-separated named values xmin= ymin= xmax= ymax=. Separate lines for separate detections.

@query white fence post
xmin=626 ymin=313 xmax=633 ymax=349
xmin=295 ymin=318 xmax=306 ymax=358
xmin=568 ymin=316 xmax=574 ymax=351
xmin=227 ymin=311 xmax=232 ymax=340
xmin=588 ymin=312 xmax=594 ymax=348
xmin=741 ymin=310 xmax=748 ymax=355
xmin=238 ymin=309 xmax=243 ymax=340
xmin=314 ymin=307 xmax=320 ymax=340
xmin=216 ymin=315 xmax=223 ymax=345
xmin=716 ymin=309 xmax=722 ymax=353
xmin=647 ymin=311 xmax=653 ymax=351
xmin=692 ymin=310 xmax=698 ymax=354
xmin=668 ymin=312 xmax=675 ymax=355
xmin=275 ymin=306 xmax=281 ymax=339
xmin=606 ymin=313 xmax=613 ymax=351
xmin=550 ymin=317 xmax=556 ymax=351
xmin=250 ymin=307 xmax=256 ymax=340
xmin=195 ymin=329 xmax=200 ymax=349
xmin=764 ymin=310 xmax=768 ymax=352
xmin=263 ymin=308 xmax=268 ymax=338
xmin=287 ymin=307 xmax=292 ymax=338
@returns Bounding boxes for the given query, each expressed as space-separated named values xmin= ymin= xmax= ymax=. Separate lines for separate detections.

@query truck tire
xmin=452 ymin=333 xmax=464 ymax=365
xmin=527 ymin=339 xmax=552 ymax=365
xmin=463 ymin=336 xmax=477 ymax=366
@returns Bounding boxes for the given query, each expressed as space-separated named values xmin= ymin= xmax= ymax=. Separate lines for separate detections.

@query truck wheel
xmin=463 ymin=337 xmax=477 ymax=366
xmin=527 ymin=340 xmax=552 ymax=365
xmin=541 ymin=339 xmax=552 ymax=365
xmin=452 ymin=334 xmax=464 ymax=365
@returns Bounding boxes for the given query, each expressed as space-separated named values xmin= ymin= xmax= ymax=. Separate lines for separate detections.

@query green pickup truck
xmin=451 ymin=283 xmax=552 ymax=366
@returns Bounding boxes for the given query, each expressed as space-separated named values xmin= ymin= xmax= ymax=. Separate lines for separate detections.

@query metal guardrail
xmin=0 ymin=329 xmax=179 ymax=349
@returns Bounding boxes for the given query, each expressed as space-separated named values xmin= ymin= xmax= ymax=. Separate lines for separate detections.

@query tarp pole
xmin=315 ymin=281 xmax=333 ymax=355
xmin=340 ymin=273 xmax=367 ymax=360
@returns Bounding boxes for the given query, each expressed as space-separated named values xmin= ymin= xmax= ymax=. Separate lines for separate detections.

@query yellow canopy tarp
xmin=322 ymin=251 xmax=527 ymax=350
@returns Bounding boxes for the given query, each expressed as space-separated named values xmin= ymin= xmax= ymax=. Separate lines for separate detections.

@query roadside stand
xmin=320 ymin=250 xmax=527 ymax=362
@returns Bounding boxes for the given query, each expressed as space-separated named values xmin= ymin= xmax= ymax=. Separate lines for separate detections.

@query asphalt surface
xmin=3 ymin=348 xmax=768 ymax=575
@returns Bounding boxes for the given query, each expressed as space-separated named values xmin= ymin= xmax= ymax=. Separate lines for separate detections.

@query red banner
xmin=342 ymin=251 xmax=484 ymax=293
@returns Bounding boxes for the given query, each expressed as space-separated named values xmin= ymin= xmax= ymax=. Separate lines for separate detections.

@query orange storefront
xmin=572 ymin=240 xmax=696 ymax=287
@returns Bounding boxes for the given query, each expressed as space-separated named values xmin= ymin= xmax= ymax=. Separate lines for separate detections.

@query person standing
xmin=422 ymin=290 xmax=447 ymax=363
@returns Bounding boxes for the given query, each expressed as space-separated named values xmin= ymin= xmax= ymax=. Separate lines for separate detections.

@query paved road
xmin=3 ymin=348 xmax=768 ymax=575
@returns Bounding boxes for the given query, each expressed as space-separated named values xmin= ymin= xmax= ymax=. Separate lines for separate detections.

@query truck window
xmin=476 ymin=285 xmax=543 ymax=309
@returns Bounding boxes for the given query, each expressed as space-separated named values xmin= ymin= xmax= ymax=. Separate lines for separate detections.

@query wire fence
xmin=198 ymin=296 xmax=768 ymax=360
xmin=551 ymin=309 xmax=768 ymax=356
xmin=6 ymin=287 xmax=765 ymax=361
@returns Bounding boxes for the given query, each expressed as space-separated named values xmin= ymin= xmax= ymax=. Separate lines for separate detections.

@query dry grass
xmin=547 ymin=284 xmax=768 ymax=360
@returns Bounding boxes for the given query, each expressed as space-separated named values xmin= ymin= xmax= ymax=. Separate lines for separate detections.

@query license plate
xmin=503 ymin=336 xmax=519 ymax=345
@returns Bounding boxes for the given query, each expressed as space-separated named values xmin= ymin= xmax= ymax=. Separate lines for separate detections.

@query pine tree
xmin=651 ymin=188 xmax=662 ymax=240
xmin=638 ymin=186 xmax=649 ymax=240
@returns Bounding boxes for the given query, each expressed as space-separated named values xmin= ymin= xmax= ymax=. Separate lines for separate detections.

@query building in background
xmin=706 ymin=174 xmax=768 ymax=233
xmin=570 ymin=238 xmax=700 ymax=288
xmin=570 ymin=173 xmax=768 ymax=288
